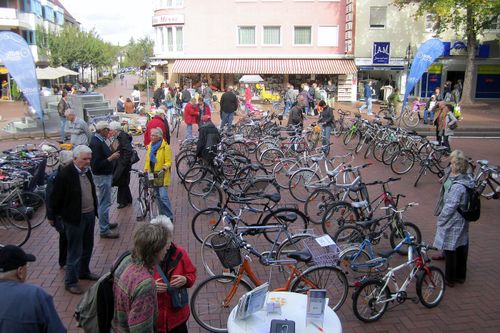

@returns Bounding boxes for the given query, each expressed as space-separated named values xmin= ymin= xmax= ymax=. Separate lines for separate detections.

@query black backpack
xmin=74 ymin=251 xmax=130 ymax=333
xmin=456 ymin=183 xmax=481 ymax=222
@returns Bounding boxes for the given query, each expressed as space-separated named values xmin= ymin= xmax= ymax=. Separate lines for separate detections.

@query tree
xmin=392 ymin=0 xmax=500 ymax=105
xmin=123 ymin=37 xmax=154 ymax=68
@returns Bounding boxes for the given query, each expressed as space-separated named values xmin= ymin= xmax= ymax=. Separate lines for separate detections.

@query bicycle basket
xmin=303 ymin=236 xmax=341 ymax=266
xmin=211 ymin=233 xmax=242 ymax=269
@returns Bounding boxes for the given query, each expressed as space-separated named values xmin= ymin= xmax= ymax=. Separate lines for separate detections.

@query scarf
xmin=150 ymin=140 xmax=162 ymax=165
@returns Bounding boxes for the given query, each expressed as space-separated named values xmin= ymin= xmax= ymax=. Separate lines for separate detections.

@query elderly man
xmin=0 ymin=245 xmax=66 ymax=332
xmin=220 ymin=86 xmax=238 ymax=130
xmin=50 ymin=145 xmax=101 ymax=294
xmin=58 ymin=91 xmax=71 ymax=142
xmin=89 ymin=122 xmax=120 ymax=239
xmin=65 ymin=109 xmax=92 ymax=146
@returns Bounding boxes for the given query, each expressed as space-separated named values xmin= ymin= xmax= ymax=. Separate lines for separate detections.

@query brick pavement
xmin=1 ymin=76 xmax=499 ymax=332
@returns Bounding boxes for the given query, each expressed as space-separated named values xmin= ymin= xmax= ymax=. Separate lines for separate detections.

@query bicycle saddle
xmin=264 ymin=192 xmax=281 ymax=203
xmin=351 ymin=200 xmax=368 ymax=209
xmin=310 ymin=156 xmax=322 ymax=162
xmin=435 ymin=146 xmax=449 ymax=152
xmin=478 ymin=160 xmax=489 ymax=166
xmin=429 ymin=140 xmax=440 ymax=146
xmin=276 ymin=212 xmax=297 ymax=222
xmin=287 ymin=250 xmax=312 ymax=263
xmin=249 ymin=164 xmax=262 ymax=171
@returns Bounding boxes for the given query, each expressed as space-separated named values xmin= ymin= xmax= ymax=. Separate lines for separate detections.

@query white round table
xmin=227 ymin=291 xmax=342 ymax=333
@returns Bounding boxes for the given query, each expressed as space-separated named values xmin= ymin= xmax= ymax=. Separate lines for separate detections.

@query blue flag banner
xmin=0 ymin=31 xmax=43 ymax=118
xmin=402 ymin=38 xmax=444 ymax=112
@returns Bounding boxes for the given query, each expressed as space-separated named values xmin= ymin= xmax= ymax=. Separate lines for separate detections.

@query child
xmin=423 ymin=95 xmax=437 ymax=125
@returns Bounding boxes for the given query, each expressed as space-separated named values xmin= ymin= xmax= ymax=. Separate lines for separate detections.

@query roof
xmin=51 ymin=0 xmax=78 ymax=25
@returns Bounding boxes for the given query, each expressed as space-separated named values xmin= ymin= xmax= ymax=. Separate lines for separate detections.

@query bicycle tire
xmin=227 ymin=141 xmax=249 ymax=159
xmin=290 ymin=265 xmax=349 ymax=311
xmin=258 ymin=148 xmax=285 ymax=169
xmin=261 ymin=207 xmax=309 ymax=245
xmin=288 ymin=169 xmax=321 ymax=202
xmin=136 ymin=178 xmax=148 ymax=219
xmin=182 ymin=166 xmax=212 ymax=190
xmin=414 ymin=166 xmax=426 ymax=187
xmin=338 ymin=247 xmax=373 ymax=286
xmin=332 ymin=120 xmax=343 ymax=137
xmin=10 ymin=192 xmax=46 ymax=229
xmin=382 ymin=142 xmax=400 ymax=165
xmin=363 ymin=141 xmax=375 ymax=159
xmin=402 ymin=109 xmax=420 ymax=128
xmin=354 ymin=135 xmax=367 ymax=154
xmin=201 ymin=232 xmax=235 ymax=277
xmin=321 ymin=201 xmax=358 ymax=238
xmin=344 ymin=131 xmax=359 ymax=150
xmin=175 ymin=152 xmax=199 ymax=181
xmin=373 ymin=141 xmax=387 ymax=162
xmin=275 ymin=233 xmax=315 ymax=274
xmin=304 ymin=188 xmax=337 ymax=225
xmin=190 ymin=274 xmax=253 ymax=333
xmin=191 ymin=208 xmax=224 ymax=244
xmin=187 ymin=179 xmax=223 ymax=212
xmin=332 ymin=225 xmax=365 ymax=246
xmin=272 ymin=158 xmax=299 ymax=190
xmin=254 ymin=141 xmax=278 ymax=161
xmin=0 ymin=208 xmax=31 ymax=247
xmin=389 ymin=221 xmax=422 ymax=255
xmin=390 ymin=149 xmax=416 ymax=175
xmin=352 ymin=279 xmax=390 ymax=323
xmin=416 ymin=266 xmax=445 ymax=308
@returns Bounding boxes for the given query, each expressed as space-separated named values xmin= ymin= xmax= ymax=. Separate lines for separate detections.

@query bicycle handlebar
xmin=365 ymin=177 xmax=401 ymax=186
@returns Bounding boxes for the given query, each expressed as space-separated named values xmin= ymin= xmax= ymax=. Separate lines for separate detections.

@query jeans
xmin=64 ymin=212 xmax=95 ymax=287
xmin=220 ymin=111 xmax=234 ymax=130
xmin=186 ymin=124 xmax=193 ymax=140
xmin=154 ymin=186 xmax=173 ymax=218
xmin=423 ymin=110 xmax=434 ymax=123
xmin=359 ymin=97 xmax=372 ymax=114
xmin=284 ymin=101 xmax=292 ymax=116
xmin=321 ymin=125 xmax=332 ymax=155
xmin=93 ymin=174 xmax=112 ymax=234
xmin=60 ymin=117 xmax=66 ymax=141
xmin=304 ymin=106 xmax=310 ymax=115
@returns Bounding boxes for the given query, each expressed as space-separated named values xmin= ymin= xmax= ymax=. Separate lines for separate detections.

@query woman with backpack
xmin=433 ymin=150 xmax=475 ymax=287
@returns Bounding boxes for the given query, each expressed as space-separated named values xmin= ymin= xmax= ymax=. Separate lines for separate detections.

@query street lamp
xmin=144 ymin=56 xmax=150 ymax=110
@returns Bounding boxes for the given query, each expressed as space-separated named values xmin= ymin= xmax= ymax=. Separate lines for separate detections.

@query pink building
xmin=152 ymin=0 xmax=357 ymax=101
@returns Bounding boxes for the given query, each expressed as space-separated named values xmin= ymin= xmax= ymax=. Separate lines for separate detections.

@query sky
xmin=61 ymin=0 xmax=154 ymax=45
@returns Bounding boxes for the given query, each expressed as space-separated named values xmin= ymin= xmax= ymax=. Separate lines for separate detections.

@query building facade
xmin=152 ymin=0 xmax=358 ymax=101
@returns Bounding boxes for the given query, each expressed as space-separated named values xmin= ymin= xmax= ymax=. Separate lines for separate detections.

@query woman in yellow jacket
xmin=144 ymin=127 xmax=173 ymax=219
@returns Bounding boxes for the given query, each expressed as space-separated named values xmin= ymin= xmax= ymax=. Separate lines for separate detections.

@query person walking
xmin=124 ymin=98 xmax=135 ymax=114
xmin=433 ymin=150 xmax=474 ymax=287
xmin=317 ymin=100 xmax=334 ymax=155
xmin=434 ymin=103 xmax=458 ymax=151
xmin=0 ymin=245 xmax=66 ymax=332
xmin=65 ymin=109 xmax=92 ymax=146
xmin=109 ymin=121 xmax=133 ymax=209
xmin=244 ymin=84 xmax=254 ymax=113
xmin=197 ymin=96 xmax=212 ymax=125
xmin=358 ymin=80 xmax=373 ymax=116
xmin=152 ymin=216 xmax=197 ymax=333
xmin=154 ymin=83 xmax=166 ymax=108
xmin=112 ymin=223 xmax=170 ymax=333
xmin=183 ymin=98 xmax=199 ymax=141
xmin=200 ymin=82 xmax=213 ymax=110
xmin=57 ymin=91 xmax=71 ymax=142
xmin=423 ymin=95 xmax=438 ymax=125
xmin=89 ymin=122 xmax=120 ymax=239
xmin=387 ymin=87 xmax=402 ymax=123
xmin=284 ymin=85 xmax=296 ymax=117
xmin=299 ymin=84 xmax=312 ymax=115
xmin=144 ymin=128 xmax=174 ymax=219
xmin=219 ymin=86 xmax=238 ymax=130
xmin=287 ymin=94 xmax=305 ymax=136
xmin=325 ymin=80 xmax=337 ymax=108
xmin=181 ymin=85 xmax=191 ymax=111
xmin=49 ymin=145 xmax=102 ymax=294
xmin=116 ymin=95 xmax=125 ymax=113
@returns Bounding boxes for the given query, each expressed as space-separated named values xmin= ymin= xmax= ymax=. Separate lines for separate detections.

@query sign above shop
xmin=152 ymin=14 xmax=184 ymax=26
xmin=372 ymin=42 xmax=391 ymax=65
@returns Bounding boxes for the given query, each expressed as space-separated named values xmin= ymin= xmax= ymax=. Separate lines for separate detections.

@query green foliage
xmin=122 ymin=37 xmax=154 ymax=68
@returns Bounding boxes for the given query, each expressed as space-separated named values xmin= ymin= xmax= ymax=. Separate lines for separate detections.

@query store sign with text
xmin=152 ymin=14 xmax=184 ymax=26
xmin=372 ymin=42 xmax=390 ymax=65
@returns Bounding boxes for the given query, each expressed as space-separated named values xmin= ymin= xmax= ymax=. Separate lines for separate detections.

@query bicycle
xmin=170 ymin=106 xmax=183 ymax=138
xmin=352 ymin=239 xmax=445 ymax=322
xmin=190 ymin=230 xmax=348 ymax=332
xmin=414 ymin=141 xmax=449 ymax=187
xmin=132 ymin=169 xmax=160 ymax=221
xmin=474 ymin=160 xmax=499 ymax=200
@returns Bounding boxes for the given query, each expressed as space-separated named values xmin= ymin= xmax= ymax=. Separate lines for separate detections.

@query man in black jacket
xmin=318 ymin=100 xmax=334 ymax=155
xmin=89 ymin=121 xmax=120 ymax=239
xmin=220 ymin=86 xmax=238 ymax=130
xmin=153 ymin=83 xmax=165 ymax=108
xmin=48 ymin=145 xmax=100 ymax=294
xmin=196 ymin=114 xmax=221 ymax=164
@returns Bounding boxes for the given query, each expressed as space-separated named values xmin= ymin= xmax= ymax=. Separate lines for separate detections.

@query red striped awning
xmin=171 ymin=59 xmax=357 ymax=74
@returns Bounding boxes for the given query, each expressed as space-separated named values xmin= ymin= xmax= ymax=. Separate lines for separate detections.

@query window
xmin=370 ymin=6 xmax=387 ymax=28
xmin=21 ymin=30 xmax=35 ymax=44
xmin=294 ymin=26 xmax=312 ymax=45
xmin=487 ymin=15 xmax=500 ymax=30
xmin=161 ymin=0 xmax=183 ymax=7
xmin=44 ymin=5 xmax=54 ymax=22
xmin=32 ymin=0 xmax=42 ymax=17
xmin=238 ymin=26 xmax=256 ymax=45
xmin=160 ymin=27 xmax=165 ymax=53
xmin=167 ymin=27 xmax=173 ymax=52
xmin=263 ymin=26 xmax=280 ymax=45
xmin=55 ymin=11 xmax=64 ymax=25
xmin=176 ymin=26 xmax=183 ymax=51
xmin=317 ymin=26 xmax=339 ymax=47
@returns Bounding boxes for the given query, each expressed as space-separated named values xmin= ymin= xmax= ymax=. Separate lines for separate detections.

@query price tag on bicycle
xmin=315 ymin=235 xmax=335 ymax=247
xmin=148 ymin=173 xmax=155 ymax=181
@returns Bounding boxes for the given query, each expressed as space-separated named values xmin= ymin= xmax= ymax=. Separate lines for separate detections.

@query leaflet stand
xmin=306 ymin=289 xmax=327 ymax=328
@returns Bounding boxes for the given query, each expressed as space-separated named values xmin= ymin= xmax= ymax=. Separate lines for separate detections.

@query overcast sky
xmin=61 ymin=0 xmax=154 ymax=45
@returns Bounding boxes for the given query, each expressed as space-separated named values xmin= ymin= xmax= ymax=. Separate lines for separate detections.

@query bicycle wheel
xmin=259 ymin=148 xmax=285 ymax=169
xmin=363 ymin=141 xmax=375 ymax=159
xmin=272 ymin=158 xmax=301 ymax=190
xmin=321 ymin=201 xmax=358 ymax=238
xmin=261 ymin=208 xmax=309 ymax=245
xmin=275 ymin=233 xmax=315 ymax=272
xmin=333 ymin=225 xmax=365 ymax=247
xmin=41 ymin=143 xmax=60 ymax=167
xmin=355 ymin=135 xmax=367 ymax=154
xmin=182 ymin=166 xmax=211 ymax=190
xmin=332 ymin=120 xmax=343 ymax=137
xmin=414 ymin=166 xmax=427 ymax=187
xmin=0 ymin=208 xmax=31 ymax=247
xmin=373 ymin=142 xmax=387 ymax=162
xmin=390 ymin=149 xmax=415 ymax=175
xmin=288 ymin=169 xmax=321 ymax=202
xmin=10 ymin=192 xmax=46 ymax=229
xmin=416 ymin=266 xmax=445 ymax=308
xmin=338 ymin=247 xmax=373 ymax=286
xmin=290 ymin=265 xmax=349 ymax=311
xmin=191 ymin=208 xmax=224 ymax=244
xmin=382 ymin=142 xmax=400 ymax=165
xmin=254 ymin=141 xmax=278 ymax=161
xmin=187 ymin=179 xmax=223 ymax=212
xmin=402 ymin=109 xmax=420 ymax=128
xmin=304 ymin=188 xmax=337 ymax=225
xmin=352 ymin=279 xmax=390 ymax=323
xmin=344 ymin=131 xmax=359 ymax=150
xmin=227 ymin=141 xmax=249 ymax=159
xmin=191 ymin=274 xmax=252 ymax=333
xmin=389 ymin=221 xmax=422 ymax=255
xmin=201 ymin=232 xmax=235 ymax=277
xmin=175 ymin=153 xmax=199 ymax=181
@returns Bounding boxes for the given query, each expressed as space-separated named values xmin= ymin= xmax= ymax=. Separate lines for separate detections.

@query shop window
xmin=263 ymin=26 xmax=280 ymax=45
xmin=318 ymin=26 xmax=339 ymax=47
xmin=176 ymin=26 xmax=183 ymax=51
xmin=21 ymin=30 xmax=35 ymax=45
xmin=370 ymin=6 xmax=386 ymax=28
xmin=238 ymin=26 xmax=256 ymax=45
xmin=294 ymin=26 xmax=311 ymax=45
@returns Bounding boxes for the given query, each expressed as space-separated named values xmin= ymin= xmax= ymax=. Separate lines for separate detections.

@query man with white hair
xmin=65 ymin=109 xmax=92 ymax=146
xmin=89 ymin=122 xmax=120 ymax=239
xmin=49 ymin=145 xmax=100 ymax=294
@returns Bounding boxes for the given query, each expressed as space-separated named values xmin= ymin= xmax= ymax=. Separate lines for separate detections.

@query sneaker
xmin=65 ymin=285 xmax=84 ymax=295
xmin=100 ymin=231 xmax=120 ymax=239
xmin=367 ymin=112 xmax=374 ymax=116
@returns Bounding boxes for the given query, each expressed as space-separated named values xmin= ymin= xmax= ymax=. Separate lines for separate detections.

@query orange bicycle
xmin=190 ymin=229 xmax=348 ymax=332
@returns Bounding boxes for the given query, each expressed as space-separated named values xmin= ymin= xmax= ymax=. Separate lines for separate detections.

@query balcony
xmin=0 ymin=8 xmax=37 ymax=29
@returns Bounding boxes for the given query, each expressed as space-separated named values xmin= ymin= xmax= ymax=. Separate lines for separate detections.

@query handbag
xmin=156 ymin=253 xmax=189 ymax=309
xmin=130 ymin=148 xmax=140 ymax=165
